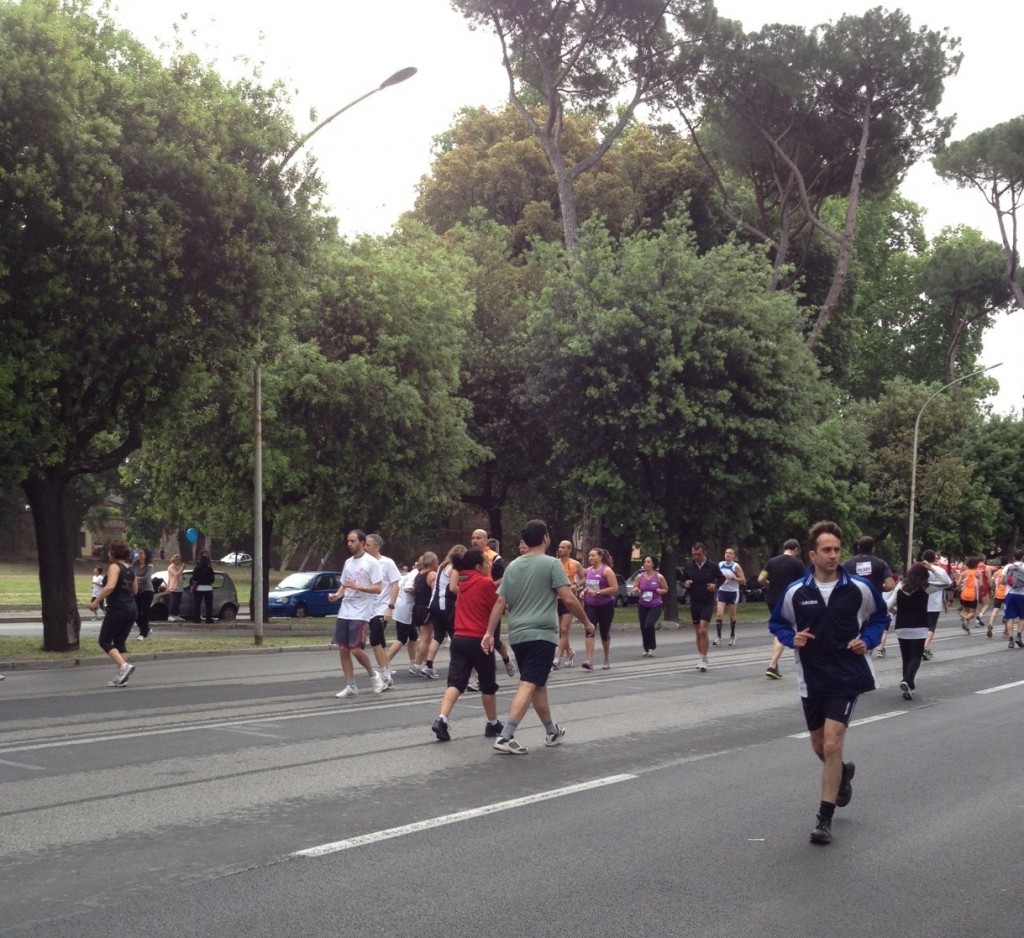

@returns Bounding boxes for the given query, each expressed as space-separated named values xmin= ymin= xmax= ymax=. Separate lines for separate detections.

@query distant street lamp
xmin=251 ymin=66 xmax=416 ymax=644
xmin=906 ymin=362 xmax=1001 ymax=573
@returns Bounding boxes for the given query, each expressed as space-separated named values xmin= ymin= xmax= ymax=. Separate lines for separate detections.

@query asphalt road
xmin=1 ymin=617 xmax=1021 ymax=937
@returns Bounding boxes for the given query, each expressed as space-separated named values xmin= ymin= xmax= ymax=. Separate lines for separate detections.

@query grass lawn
xmin=0 ymin=561 xmax=258 ymax=607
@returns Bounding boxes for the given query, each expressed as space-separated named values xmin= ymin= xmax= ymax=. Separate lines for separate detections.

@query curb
xmin=0 ymin=640 xmax=334 ymax=673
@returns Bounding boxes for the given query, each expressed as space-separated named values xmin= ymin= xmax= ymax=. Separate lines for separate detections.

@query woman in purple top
xmin=582 ymin=548 xmax=618 ymax=671
xmin=634 ymin=555 xmax=669 ymax=657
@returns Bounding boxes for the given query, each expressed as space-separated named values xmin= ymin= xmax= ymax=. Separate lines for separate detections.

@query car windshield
xmin=275 ymin=574 xmax=315 ymax=591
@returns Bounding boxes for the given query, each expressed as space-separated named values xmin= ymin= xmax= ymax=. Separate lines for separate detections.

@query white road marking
xmin=0 ymin=757 xmax=46 ymax=771
xmin=789 ymin=710 xmax=907 ymax=738
xmin=976 ymin=679 xmax=1024 ymax=695
xmin=292 ymin=773 xmax=637 ymax=858
xmin=212 ymin=727 xmax=284 ymax=739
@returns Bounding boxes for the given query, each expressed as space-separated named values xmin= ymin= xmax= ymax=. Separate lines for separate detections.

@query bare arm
xmin=481 ymin=596 xmax=508 ymax=653
xmin=556 ymin=585 xmax=595 ymax=636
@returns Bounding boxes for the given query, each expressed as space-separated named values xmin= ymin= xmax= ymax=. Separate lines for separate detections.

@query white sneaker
xmin=109 ymin=663 xmax=135 ymax=687
xmin=421 ymin=665 xmax=437 ymax=679
xmin=135 ymin=634 xmax=146 ymax=641
xmin=504 ymin=658 xmax=517 ymax=678
xmin=697 ymin=658 xmax=708 ymax=673
xmin=545 ymin=724 xmax=566 ymax=747
xmin=728 ymin=637 xmax=736 ymax=646
xmin=408 ymin=663 xmax=421 ymax=675
xmin=335 ymin=684 xmax=358 ymax=698
xmin=493 ymin=737 xmax=528 ymax=755
xmin=371 ymin=672 xmax=385 ymax=694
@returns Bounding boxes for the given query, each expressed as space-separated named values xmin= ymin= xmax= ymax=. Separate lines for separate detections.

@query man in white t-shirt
xmin=387 ymin=564 xmax=421 ymax=674
xmin=366 ymin=533 xmax=402 ymax=689
xmin=328 ymin=529 xmax=384 ymax=698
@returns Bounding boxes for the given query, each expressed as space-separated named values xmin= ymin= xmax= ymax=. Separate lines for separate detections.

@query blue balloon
xmin=186 ymin=527 xmax=198 ymax=544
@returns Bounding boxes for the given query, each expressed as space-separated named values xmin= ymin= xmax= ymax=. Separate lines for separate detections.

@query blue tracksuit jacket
xmin=769 ymin=568 xmax=890 ymax=699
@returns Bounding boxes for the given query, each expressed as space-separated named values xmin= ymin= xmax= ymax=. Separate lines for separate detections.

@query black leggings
xmin=194 ymin=590 xmax=214 ymax=623
xmin=585 ymin=602 xmax=615 ymax=642
xmin=135 ymin=590 xmax=154 ymax=638
xmin=98 ymin=603 xmax=136 ymax=654
xmin=898 ymin=637 xmax=925 ymax=690
xmin=638 ymin=605 xmax=662 ymax=651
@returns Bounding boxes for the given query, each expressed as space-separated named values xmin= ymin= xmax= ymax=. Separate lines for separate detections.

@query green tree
xmin=970 ymin=414 xmax=1024 ymax=555
xmin=694 ymin=8 xmax=961 ymax=348
xmin=919 ymin=227 xmax=1012 ymax=386
xmin=524 ymin=216 xmax=821 ymax=592
xmin=848 ymin=378 xmax=997 ymax=560
xmin=451 ymin=0 xmax=715 ymax=251
xmin=0 ymin=0 xmax=320 ymax=649
xmin=933 ymin=115 xmax=1024 ymax=310
xmin=122 ymin=223 xmax=479 ymax=612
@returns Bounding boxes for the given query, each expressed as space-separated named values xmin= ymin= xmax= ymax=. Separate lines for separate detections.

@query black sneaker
xmin=810 ymin=814 xmax=832 ymax=845
xmin=484 ymin=720 xmax=504 ymax=738
xmin=431 ymin=716 xmax=451 ymax=742
xmin=836 ymin=762 xmax=855 ymax=807
xmin=1016 ymin=636 xmax=1024 ymax=648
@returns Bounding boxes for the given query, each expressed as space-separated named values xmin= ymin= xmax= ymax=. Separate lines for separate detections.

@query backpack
xmin=960 ymin=569 xmax=979 ymax=602
xmin=1007 ymin=564 xmax=1024 ymax=590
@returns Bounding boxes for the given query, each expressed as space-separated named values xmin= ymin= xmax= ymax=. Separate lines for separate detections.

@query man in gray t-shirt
xmin=484 ymin=519 xmax=594 ymax=755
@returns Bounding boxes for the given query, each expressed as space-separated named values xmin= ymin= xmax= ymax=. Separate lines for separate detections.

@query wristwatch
xmin=387 ymin=604 xmax=395 ymax=609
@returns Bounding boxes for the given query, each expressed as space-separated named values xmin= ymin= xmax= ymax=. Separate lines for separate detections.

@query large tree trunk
xmin=23 ymin=473 xmax=83 ymax=652
xmin=806 ymin=97 xmax=874 ymax=349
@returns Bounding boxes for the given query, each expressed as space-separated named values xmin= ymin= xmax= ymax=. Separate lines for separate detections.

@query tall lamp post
xmin=906 ymin=362 xmax=1002 ymax=573
xmin=252 ymin=66 xmax=416 ymax=644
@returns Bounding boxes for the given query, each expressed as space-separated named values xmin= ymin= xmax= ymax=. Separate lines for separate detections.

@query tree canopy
xmin=0 ymin=0 xmax=321 ymax=648
xmin=934 ymin=115 xmax=1024 ymax=310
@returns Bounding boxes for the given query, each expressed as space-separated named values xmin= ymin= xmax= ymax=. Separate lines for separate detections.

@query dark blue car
xmin=267 ymin=571 xmax=342 ymax=618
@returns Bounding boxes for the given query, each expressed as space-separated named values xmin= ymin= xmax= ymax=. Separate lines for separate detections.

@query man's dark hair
xmin=1015 ymin=550 xmax=1024 ymax=562
xmin=808 ymin=521 xmax=843 ymax=553
xmin=349 ymin=529 xmax=367 ymax=543
xmin=922 ymin=549 xmax=937 ymax=563
xmin=456 ymin=547 xmax=486 ymax=571
xmin=691 ymin=541 xmax=706 ymax=551
xmin=521 ymin=519 xmax=548 ymax=548
xmin=488 ymin=538 xmax=500 ymax=552
xmin=783 ymin=539 xmax=800 ymax=552
xmin=856 ymin=536 xmax=875 ymax=554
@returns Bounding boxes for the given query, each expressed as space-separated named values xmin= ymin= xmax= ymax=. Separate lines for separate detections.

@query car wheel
xmin=149 ymin=603 xmax=168 ymax=622
xmin=293 ymin=603 xmax=308 ymax=618
xmin=615 ymin=595 xmax=625 ymax=608
xmin=219 ymin=604 xmax=237 ymax=621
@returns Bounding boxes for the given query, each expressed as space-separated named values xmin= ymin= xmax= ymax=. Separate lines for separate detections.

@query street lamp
xmin=905 ymin=362 xmax=1002 ymax=573
xmin=251 ymin=66 xmax=416 ymax=644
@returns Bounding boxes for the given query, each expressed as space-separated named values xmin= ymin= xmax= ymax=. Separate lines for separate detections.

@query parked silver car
xmin=150 ymin=568 xmax=239 ymax=621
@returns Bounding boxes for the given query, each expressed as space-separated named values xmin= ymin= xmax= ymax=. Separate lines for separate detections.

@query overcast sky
xmin=109 ymin=0 xmax=1021 ymax=412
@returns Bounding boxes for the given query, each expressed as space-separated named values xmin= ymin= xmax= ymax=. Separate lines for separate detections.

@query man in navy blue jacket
xmin=770 ymin=521 xmax=890 ymax=845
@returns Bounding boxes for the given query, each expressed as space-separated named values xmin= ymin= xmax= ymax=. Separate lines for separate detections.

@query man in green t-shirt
xmin=483 ymin=519 xmax=595 ymax=754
